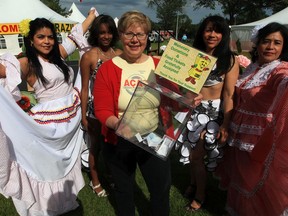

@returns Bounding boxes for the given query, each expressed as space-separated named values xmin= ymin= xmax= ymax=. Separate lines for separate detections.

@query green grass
xmin=0 ymin=151 xmax=227 ymax=216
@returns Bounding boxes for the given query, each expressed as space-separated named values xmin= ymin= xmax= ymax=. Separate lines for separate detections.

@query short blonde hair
xmin=118 ymin=11 xmax=151 ymax=34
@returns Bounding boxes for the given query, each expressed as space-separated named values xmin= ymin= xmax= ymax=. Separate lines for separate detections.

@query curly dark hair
xmin=193 ymin=15 xmax=235 ymax=75
xmin=250 ymin=22 xmax=288 ymax=63
xmin=23 ymin=18 xmax=70 ymax=85
xmin=87 ymin=14 xmax=119 ymax=47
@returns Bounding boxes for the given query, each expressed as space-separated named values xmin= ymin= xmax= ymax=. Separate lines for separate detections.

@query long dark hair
xmin=24 ymin=18 xmax=70 ymax=85
xmin=193 ymin=15 xmax=235 ymax=75
xmin=250 ymin=22 xmax=288 ymax=63
xmin=87 ymin=14 xmax=119 ymax=47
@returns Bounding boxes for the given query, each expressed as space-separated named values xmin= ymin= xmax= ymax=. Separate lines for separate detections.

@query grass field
xmin=0 ymin=150 xmax=227 ymax=216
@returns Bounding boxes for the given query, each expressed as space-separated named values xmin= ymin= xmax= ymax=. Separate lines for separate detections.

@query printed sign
xmin=0 ymin=23 xmax=74 ymax=35
xmin=155 ymin=38 xmax=217 ymax=94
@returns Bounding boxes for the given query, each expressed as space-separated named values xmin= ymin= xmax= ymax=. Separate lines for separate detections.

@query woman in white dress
xmin=0 ymin=9 xmax=97 ymax=216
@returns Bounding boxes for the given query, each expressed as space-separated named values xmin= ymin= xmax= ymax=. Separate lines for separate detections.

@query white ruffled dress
xmin=0 ymin=53 xmax=85 ymax=216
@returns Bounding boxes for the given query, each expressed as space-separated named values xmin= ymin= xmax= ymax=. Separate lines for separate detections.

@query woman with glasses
xmin=93 ymin=10 xmax=201 ymax=216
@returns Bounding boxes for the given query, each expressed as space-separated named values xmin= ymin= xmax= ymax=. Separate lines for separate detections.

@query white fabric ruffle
xmin=0 ymin=131 xmax=84 ymax=216
xmin=0 ymin=54 xmax=85 ymax=215
xmin=67 ymin=23 xmax=91 ymax=56
xmin=0 ymin=53 xmax=21 ymax=101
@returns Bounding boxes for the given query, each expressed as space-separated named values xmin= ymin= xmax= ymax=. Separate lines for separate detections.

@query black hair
xmin=193 ymin=15 xmax=235 ymax=75
xmin=87 ymin=14 xmax=119 ymax=47
xmin=24 ymin=18 xmax=70 ymax=85
xmin=250 ymin=22 xmax=288 ymax=62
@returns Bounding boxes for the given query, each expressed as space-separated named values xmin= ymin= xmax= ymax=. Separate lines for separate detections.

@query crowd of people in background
xmin=0 ymin=5 xmax=288 ymax=216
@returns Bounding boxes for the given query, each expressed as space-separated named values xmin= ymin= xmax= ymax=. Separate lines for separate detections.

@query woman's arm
xmin=0 ymin=63 xmax=6 ymax=78
xmin=59 ymin=8 xmax=98 ymax=59
xmin=93 ymin=63 xmax=119 ymax=129
xmin=81 ymin=7 xmax=99 ymax=33
xmin=80 ymin=51 xmax=94 ymax=130
xmin=219 ymin=58 xmax=239 ymax=145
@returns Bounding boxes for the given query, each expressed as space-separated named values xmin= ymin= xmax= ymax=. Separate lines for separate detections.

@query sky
xmin=59 ymin=0 xmax=223 ymax=24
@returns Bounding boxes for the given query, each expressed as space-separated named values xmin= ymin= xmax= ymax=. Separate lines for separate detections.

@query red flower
xmin=17 ymin=95 xmax=31 ymax=111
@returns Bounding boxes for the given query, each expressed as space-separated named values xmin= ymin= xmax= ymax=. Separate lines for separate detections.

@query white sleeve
xmin=61 ymin=36 xmax=77 ymax=56
xmin=0 ymin=53 xmax=21 ymax=101
xmin=66 ymin=23 xmax=91 ymax=56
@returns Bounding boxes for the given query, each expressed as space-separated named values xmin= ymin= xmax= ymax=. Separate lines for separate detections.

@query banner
xmin=0 ymin=23 xmax=74 ymax=35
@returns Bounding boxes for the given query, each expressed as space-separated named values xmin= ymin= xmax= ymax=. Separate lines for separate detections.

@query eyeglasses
xmin=122 ymin=32 xmax=147 ymax=40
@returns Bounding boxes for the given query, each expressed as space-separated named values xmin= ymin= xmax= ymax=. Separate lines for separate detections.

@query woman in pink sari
xmin=216 ymin=22 xmax=288 ymax=216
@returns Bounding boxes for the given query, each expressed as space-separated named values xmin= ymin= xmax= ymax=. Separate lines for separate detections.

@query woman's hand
xmin=116 ymin=122 xmax=133 ymax=139
xmin=0 ymin=63 xmax=6 ymax=78
xmin=186 ymin=91 xmax=203 ymax=108
xmin=81 ymin=117 xmax=88 ymax=131
xmin=193 ymin=93 xmax=203 ymax=107
xmin=87 ymin=7 xmax=99 ymax=17
xmin=217 ymin=125 xmax=229 ymax=146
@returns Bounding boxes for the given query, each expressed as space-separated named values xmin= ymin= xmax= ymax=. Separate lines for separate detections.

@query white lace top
xmin=236 ymin=60 xmax=281 ymax=89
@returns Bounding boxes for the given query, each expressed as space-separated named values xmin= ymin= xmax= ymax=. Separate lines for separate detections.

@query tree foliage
xmin=192 ymin=0 xmax=288 ymax=24
xmin=177 ymin=14 xmax=196 ymax=40
xmin=40 ymin=0 xmax=70 ymax=17
xmin=147 ymin=0 xmax=188 ymax=35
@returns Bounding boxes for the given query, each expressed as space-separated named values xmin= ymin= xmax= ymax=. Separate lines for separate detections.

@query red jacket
xmin=93 ymin=56 xmax=179 ymax=144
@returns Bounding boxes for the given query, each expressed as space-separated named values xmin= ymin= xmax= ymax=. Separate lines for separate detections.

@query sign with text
xmin=0 ymin=23 xmax=74 ymax=35
xmin=155 ymin=38 xmax=217 ymax=94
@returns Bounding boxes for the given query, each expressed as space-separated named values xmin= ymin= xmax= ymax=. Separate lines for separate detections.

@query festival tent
xmin=114 ymin=17 xmax=119 ymax=27
xmin=67 ymin=3 xmax=86 ymax=23
xmin=230 ymin=7 xmax=288 ymax=51
xmin=0 ymin=0 xmax=76 ymax=55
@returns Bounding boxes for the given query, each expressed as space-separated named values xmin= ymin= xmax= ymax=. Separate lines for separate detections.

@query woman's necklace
xmin=97 ymin=47 xmax=114 ymax=59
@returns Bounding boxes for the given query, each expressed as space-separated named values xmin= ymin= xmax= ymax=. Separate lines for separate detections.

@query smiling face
xmin=98 ymin=23 xmax=113 ymax=48
xmin=257 ymin=31 xmax=284 ymax=65
xmin=202 ymin=22 xmax=223 ymax=54
xmin=32 ymin=27 xmax=55 ymax=60
xmin=120 ymin=24 xmax=147 ymax=63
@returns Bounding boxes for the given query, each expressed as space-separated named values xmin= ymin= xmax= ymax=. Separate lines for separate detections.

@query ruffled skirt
xmin=0 ymin=86 xmax=85 ymax=216
xmin=215 ymin=145 xmax=288 ymax=216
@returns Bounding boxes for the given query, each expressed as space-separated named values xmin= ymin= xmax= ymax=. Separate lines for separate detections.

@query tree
xmin=177 ymin=14 xmax=195 ymax=41
xmin=147 ymin=0 xmax=188 ymax=36
xmin=192 ymin=0 xmax=288 ymax=25
xmin=40 ymin=0 xmax=70 ymax=17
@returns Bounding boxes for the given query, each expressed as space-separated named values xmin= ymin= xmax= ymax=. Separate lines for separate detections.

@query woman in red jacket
xmin=93 ymin=11 xmax=201 ymax=216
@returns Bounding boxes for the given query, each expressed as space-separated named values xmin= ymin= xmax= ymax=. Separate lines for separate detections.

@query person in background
xmin=93 ymin=10 xmax=202 ymax=216
xmin=145 ymin=33 xmax=151 ymax=54
xmin=80 ymin=14 xmax=122 ymax=197
xmin=182 ymin=34 xmax=187 ymax=42
xmin=0 ymin=9 xmax=97 ymax=216
xmin=181 ymin=15 xmax=239 ymax=212
xmin=216 ymin=22 xmax=288 ymax=216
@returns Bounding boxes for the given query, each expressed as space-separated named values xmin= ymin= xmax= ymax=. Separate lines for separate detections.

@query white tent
xmin=114 ymin=17 xmax=119 ymax=27
xmin=0 ymin=0 xmax=76 ymax=55
xmin=67 ymin=3 xmax=86 ymax=23
xmin=230 ymin=7 xmax=288 ymax=51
